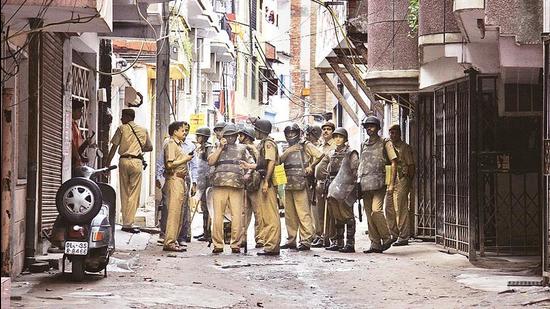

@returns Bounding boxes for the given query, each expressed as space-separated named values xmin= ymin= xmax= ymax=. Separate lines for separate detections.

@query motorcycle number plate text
xmin=65 ymin=241 xmax=88 ymax=255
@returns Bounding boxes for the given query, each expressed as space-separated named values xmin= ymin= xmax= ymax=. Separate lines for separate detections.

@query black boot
xmin=325 ymin=225 xmax=344 ymax=251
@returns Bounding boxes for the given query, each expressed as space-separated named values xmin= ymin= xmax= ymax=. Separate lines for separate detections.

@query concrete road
xmin=9 ymin=219 xmax=550 ymax=308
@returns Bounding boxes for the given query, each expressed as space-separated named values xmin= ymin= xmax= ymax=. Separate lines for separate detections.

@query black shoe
xmin=323 ymin=240 xmax=332 ymax=248
xmin=193 ymin=233 xmax=204 ymax=239
xmin=311 ymin=241 xmax=324 ymax=248
xmin=382 ymin=239 xmax=395 ymax=251
xmin=198 ymin=236 xmax=210 ymax=242
xmin=212 ymin=248 xmax=223 ymax=254
xmin=257 ymin=251 xmax=280 ymax=256
xmin=255 ymin=243 xmax=264 ymax=248
xmin=231 ymin=248 xmax=240 ymax=254
xmin=280 ymin=243 xmax=297 ymax=250
xmin=121 ymin=227 xmax=140 ymax=234
xmin=297 ymin=244 xmax=310 ymax=251
xmin=393 ymin=240 xmax=409 ymax=246
xmin=325 ymin=244 xmax=343 ymax=251
xmin=339 ymin=244 xmax=355 ymax=253
xmin=363 ymin=248 xmax=383 ymax=254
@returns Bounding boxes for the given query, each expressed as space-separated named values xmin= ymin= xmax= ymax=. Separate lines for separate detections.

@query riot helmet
xmin=284 ymin=123 xmax=302 ymax=145
xmin=254 ymin=119 xmax=272 ymax=135
xmin=195 ymin=127 xmax=211 ymax=137
xmin=362 ymin=116 xmax=381 ymax=129
xmin=305 ymin=125 xmax=322 ymax=140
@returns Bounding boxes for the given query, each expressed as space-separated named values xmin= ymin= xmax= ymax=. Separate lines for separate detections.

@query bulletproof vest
xmin=211 ymin=144 xmax=246 ymax=189
xmin=256 ymin=137 xmax=277 ymax=179
xmin=359 ymin=138 xmax=387 ymax=191
xmin=283 ymin=142 xmax=310 ymax=191
xmin=328 ymin=149 xmax=358 ymax=207
xmin=327 ymin=145 xmax=349 ymax=178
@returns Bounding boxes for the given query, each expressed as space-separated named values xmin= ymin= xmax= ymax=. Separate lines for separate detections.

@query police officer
xmin=238 ymin=126 xmax=263 ymax=248
xmin=208 ymin=124 xmax=254 ymax=254
xmin=279 ymin=124 xmax=322 ymax=250
xmin=213 ymin=121 xmax=226 ymax=145
xmin=241 ymin=119 xmax=282 ymax=256
xmin=191 ymin=127 xmax=213 ymax=242
xmin=304 ymin=125 xmax=322 ymax=146
xmin=385 ymin=124 xmax=415 ymax=246
xmin=106 ymin=108 xmax=153 ymax=233
xmin=162 ymin=121 xmax=193 ymax=252
xmin=358 ymin=116 xmax=398 ymax=253
xmin=312 ymin=121 xmax=337 ymax=247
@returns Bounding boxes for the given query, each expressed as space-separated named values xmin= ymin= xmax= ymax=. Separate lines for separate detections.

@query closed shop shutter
xmin=39 ymin=32 xmax=64 ymax=231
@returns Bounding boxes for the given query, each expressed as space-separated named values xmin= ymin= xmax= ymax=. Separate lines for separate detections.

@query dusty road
xmin=9 ymin=220 xmax=550 ymax=308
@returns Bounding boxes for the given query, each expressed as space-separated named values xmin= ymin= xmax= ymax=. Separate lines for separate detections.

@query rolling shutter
xmin=39 ymin=32 xmax=64 ymax=231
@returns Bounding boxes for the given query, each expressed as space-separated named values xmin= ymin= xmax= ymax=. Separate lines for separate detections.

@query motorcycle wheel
xmin=56 ymin=177 xmax=102 ymax=224
xmin=71 ymin=257 xmax=86 ymax=282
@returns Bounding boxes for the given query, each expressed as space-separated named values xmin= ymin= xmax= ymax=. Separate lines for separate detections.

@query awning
xmin=147 ymin=62 xmax=188 ymax=80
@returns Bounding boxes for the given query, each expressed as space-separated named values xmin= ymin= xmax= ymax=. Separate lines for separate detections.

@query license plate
xmin=65 ymin=241 xmax=88 ymax=255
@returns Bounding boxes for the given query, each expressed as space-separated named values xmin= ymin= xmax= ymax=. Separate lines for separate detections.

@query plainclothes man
xmin=241 ymin=119 xmax=282 ymax=256
xmin=71 ymin=99 xmax=92 ymax=168
xmin=162 ymin=121 xmax=193 ymax=252
xmin=106 ymin=108 xmax=152 ymax=233
xmin=311 ymin=121 xmax=337 ymax=248
xmin=208 ymin=124 xmax=254 ymax=254
xmin=190 ymin=127 xmax=214 ymax=242
xmin=238 ymin=126 xmax=263 ymax=248
xmin=358 ymin=116 xmax=398 ymax=253
xmin=279 ymin=124 xmax=322 ymax=251
xmin=322 ymin=128 xmax=360 ymax=253
xmin=385 ymin=124 xmax=415 ymax=246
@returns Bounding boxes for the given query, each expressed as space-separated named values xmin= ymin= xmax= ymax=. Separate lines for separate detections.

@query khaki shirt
xmin=393 ymin=140 xmax=414 ymax=178
xmin=164 ymin=137 xmax=188 ymax=175
xmin=304 ymin=141 xmax=323 ymax=166
xmin=315 ymin=139 xmax=336 ymax=180
xmin=111 ymin=121 xmax=152 ymax=156
xmin=245 ymin=143 xmax=260 ymax=162
xmin=259 ymin=139 xmax=278 ymax=163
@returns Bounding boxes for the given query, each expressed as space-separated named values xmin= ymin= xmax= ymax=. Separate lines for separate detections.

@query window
xmin=504 ymin=82 xmax=543 ymax=113
xmin=251 ymin=58 xmax=257 ymax=99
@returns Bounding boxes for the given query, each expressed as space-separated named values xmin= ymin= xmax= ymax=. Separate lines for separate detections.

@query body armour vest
xmin=327 ymin=145 xmax=349 ymax=178
xmin=328 ymin=149 xmax=358 ymax=207
xmin=283 ymin=142 xmax=310 ymax=191
xmin=211 ymin=144 xmax=247 ymax=189
xmin=359 ymin=138 xmax=387 ymax=191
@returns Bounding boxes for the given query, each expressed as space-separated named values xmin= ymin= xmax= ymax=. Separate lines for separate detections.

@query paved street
xmin=9 ymin=220 xmax=549 ymax=308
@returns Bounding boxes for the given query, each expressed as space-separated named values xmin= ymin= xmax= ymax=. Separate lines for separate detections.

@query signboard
xmin=189 ymin=114 xmax=205 ymax=134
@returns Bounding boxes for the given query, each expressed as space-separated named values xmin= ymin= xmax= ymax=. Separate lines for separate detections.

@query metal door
xmin=39 ymin=32 xmax=64 ymax=231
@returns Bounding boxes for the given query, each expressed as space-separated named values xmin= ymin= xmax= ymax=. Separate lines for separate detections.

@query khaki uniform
xmin=385 ymin=140 xmax=414 ymax=241
xmin=283 ymin=142 xmax=322 ymax=247
xmin=111 ymin=121 xmax=151 ymax=227
xmin=253 ymin=138 xmax=281 ymax=253
xmin=163 ymin=137 xmax=189 ymax=247
xmin=211 ymin=144 xmax=253 ymax=250
xmin=359 ymin=137 xmax=397 ymax=250
xmin=313 ymin=139 xmax=336 ymax=244
xmin=242 ymin=144 xmax=263 ymax=246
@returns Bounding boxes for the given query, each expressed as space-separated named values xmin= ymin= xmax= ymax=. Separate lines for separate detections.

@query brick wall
xmin=309 ymin=3 xmax=328 ymax=116
xmin=290 ymin=0 xmax=304 ymax=120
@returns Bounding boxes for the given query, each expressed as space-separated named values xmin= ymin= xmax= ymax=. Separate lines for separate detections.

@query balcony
xmin=3 ymin=0 xmax=112 ymax=32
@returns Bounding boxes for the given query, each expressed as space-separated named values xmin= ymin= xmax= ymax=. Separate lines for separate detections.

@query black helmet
xmin=254 ymin=119 xmax=272 ymax=134
xmin=362 ymin=116 xmax=381 ymax=129
xmin=333 ymin=127 xmax=348 ymax=140
xmin=321 ymin=121 xmax=336 ymax=131
xmin=239 ymin=126 xmax=255 ymax=141
xmin=214 ymin=121 xmax=226 ymax=130
xmin=284 ymin=123 xmax=302 ymax=145
xmin=305 ymin=125 xmax=322 ymax=140
xmin=195 ymin=127 xmax=211 ymax=137
xmin=283 ymin=123 xmax=301 ymax=136
xmin=222 ymin=124 xmax=238 ymax=136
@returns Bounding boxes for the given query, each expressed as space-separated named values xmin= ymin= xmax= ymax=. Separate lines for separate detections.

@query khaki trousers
xmin=119 ymin=158 xmax=143 ymax=227
xmin=163 ymin=177 xmax=186 ymax=246
xmin=244 ymin=192 xmax=263 ymax=245
xmin=254 ymin=185 xmax=281 ymax=252
xmin=363 ymin=188 xmax=391 ymax=249
xmin=313 ymin=183 xmax=336 ymax=243
xmin=212 ymin=187 xmax=244 ymax=250
xmin=385 ymin=177 xmax=412 ymax=241
xmin=284 ymin=189 xmax=314 ymax=246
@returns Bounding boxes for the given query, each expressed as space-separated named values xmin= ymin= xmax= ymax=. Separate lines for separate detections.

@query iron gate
xmin=414 ymin=95 xmax=435 ymax=238
xmin=544 ymin=39 xmax=550 ymax=281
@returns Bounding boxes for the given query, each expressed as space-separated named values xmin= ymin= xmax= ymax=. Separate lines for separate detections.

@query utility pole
xmin=156 ymin=2 xmax=170 ymax=172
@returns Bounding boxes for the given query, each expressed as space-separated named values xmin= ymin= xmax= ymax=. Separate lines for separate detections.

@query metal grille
xmin=544 ymin=41 xmax=550 ymax=279
xmin=434 ymin=89 xmax=445 ymax=245
xmin=39 ymin=32 xmax=64 ymax=230
xmin=414 ymin=94 xmax=435 ymax=238
xmin=72 ymin=63 xmax=91 ymax=134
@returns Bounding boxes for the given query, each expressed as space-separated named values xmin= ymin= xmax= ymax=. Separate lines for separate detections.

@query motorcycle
xmin=55 ymin=165 xmax=117 ymax=282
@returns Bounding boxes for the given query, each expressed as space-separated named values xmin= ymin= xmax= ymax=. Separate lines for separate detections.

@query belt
xmin=284 ymin=164 xmax=302 ymax=169
xmin=216 ymin=160 xmax=240 ymax=166
xmin=167 ymin=172 xmax=187 ymax=179
xmin=120 ymin=154 xmax=142 ymax=159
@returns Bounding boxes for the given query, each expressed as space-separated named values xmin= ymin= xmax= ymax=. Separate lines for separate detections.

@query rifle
xmin=356 ymin=182 xmax=363 ymax=222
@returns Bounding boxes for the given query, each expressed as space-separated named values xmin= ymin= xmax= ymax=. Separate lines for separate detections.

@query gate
xmin=414 ymin=94 xmax=435 ymax=238
xmin=544 ymin=39 xmax=550 ymax=282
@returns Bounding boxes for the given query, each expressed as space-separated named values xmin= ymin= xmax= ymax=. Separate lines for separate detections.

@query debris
xmin=45 ymin=288 xmax=53 ymax=292
xmin=221 ymin=263 xmax=252 ymax=269
xmin=220 ymin=262 xmax=298 ymax=269
xmin=10 ymin=296 xmax=22 ymax=301
xmin=167 ymin=253 xmax=177 ymax=258
xmin=37 ymin=296 xmax=63 ymax=300
xmin=192 ymin=281 xmax=202 ymax=285
xmin=498 ymin=289 xmax=516 ymax=294
xmin=321 ymin=257 xmax=356 ymax=263
xmin=521 ymin=298 xmax=550 ymax=306
xmin=257 ymin=302 xmax=264 ymax=307
xmin=69 ymin=291 xmax=115 ymax=297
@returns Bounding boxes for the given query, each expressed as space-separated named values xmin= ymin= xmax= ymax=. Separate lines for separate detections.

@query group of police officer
xmin=158 ymin=116 xmax=415 ymax=255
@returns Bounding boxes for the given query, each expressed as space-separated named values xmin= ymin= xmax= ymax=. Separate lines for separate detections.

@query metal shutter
xmin=39 ymin=32 xmax=64 ymax=231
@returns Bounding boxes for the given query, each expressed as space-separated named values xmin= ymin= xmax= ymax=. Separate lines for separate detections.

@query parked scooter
xmin=55 ymin=165 xmax=117 ymax=282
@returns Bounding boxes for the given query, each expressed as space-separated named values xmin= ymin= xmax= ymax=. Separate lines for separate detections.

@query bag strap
xmin=128 ymin=124 xmax=144 ymax=157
